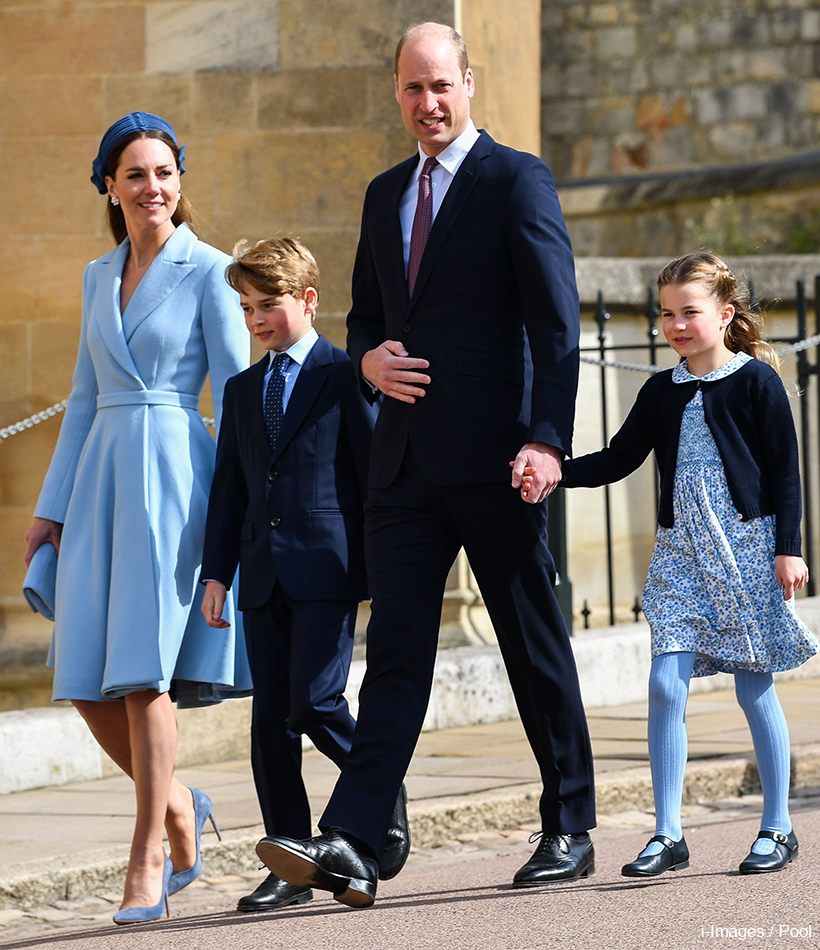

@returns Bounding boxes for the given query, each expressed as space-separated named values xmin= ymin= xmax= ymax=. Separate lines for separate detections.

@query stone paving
xmin=1 ymin=679 xmax=819 ymax=942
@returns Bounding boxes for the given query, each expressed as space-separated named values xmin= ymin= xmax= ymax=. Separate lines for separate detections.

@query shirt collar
xmin=268 ymin=326 xmax=318 ymax=368
xmin=414 ymin=120 xmax=480 ymax=180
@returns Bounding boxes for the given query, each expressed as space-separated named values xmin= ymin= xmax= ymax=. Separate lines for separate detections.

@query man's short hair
xmin=226 ymin=237 xmax=320 ymax=299
xmin=394 ymin=22 xmax=469 ymax=78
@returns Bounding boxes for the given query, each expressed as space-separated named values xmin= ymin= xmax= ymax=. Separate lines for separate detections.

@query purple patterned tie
xmin=407 ymin=155 xmax=439 ymax=297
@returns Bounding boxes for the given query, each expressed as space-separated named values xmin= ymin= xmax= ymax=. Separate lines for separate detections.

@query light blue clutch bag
xmin=22 ymin=542 xmax=57 ymax=621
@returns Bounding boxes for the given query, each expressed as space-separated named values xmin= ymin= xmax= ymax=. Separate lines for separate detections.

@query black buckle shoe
xmin=257 ymin=829 xmax=378 ymax=908
xmin=236 ymin=873 xmax=312 ymax=912
xmin=512 ymin=833 xmax=595 ymax=887
xmin=739 ymin=830 xmax=798 ymax=874
xmin=379 ymin=783 xmax=410 ymax=881
xmin=621 ymin=835 xmax=689 ymax=878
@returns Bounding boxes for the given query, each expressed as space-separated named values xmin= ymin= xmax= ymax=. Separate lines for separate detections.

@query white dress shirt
xmin=398 ymin=120 xmax=481 ymax=275
xmin=262 ymin=326 xmax=319 ymax=412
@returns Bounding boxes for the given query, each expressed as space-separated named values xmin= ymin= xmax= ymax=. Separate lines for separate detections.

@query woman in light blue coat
xmin=23 ymin=113 xmax=251 ymax=923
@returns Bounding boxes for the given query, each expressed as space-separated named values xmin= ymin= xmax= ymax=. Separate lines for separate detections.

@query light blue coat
xmin=35 ymin=224 xmax=252 ymax=702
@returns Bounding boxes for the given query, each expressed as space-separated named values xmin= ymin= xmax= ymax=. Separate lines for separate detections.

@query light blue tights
xmin=639 ymin=652 xmax=792 ymax=858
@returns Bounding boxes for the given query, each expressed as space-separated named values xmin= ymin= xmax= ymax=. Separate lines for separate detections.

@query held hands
xmin=202 ymin=580 xmax=231 ymax=628
xmin=361 ymin=341 xmax=430 ymax=404
xmin=775 ymin=555 xmax=809 ymax=601
xmin=23 ymin=518 xmax=63 ymax=567
xmin=510 ymin=443 xmax=563 ymax=504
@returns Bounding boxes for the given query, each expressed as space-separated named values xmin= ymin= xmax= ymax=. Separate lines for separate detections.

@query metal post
xmin=796 ymin=278 xmax=815 ymax=596
xmin=595 ymin=291 xmax=615 ymax=626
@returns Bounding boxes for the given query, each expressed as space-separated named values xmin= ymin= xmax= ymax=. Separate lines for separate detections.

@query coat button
xmin=270 ymin=517 xmax=280 ymax=528
xmin=267 ymin=470 xmax=278 ymax=483
xmin=403 ymin=324 xmax=411 ymax=333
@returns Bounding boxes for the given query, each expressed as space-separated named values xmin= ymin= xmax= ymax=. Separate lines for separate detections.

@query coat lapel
xmin=408 ymin=131 xmax=493 ymax=310
xmin=94 ymin=239 xmax=144 ymax=382
xmin=121 ymin=224 xmax=198 ymax=342
xmin=270 ymin=336 xmax=333 ymax=464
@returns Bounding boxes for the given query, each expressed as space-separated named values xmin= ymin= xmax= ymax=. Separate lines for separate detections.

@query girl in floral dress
xmin=561 ymin=251 xmax=818 ymax=877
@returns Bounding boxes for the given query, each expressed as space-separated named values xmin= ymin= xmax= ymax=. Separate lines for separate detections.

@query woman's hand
xmin=775 ymin=554 xmax=809 ymax=600
xmin=23 ymin=518 xmax=63 ymax=567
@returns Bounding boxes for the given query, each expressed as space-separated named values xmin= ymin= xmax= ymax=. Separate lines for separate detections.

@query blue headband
xmin=90 ymin=112 xmax=187 ymax=194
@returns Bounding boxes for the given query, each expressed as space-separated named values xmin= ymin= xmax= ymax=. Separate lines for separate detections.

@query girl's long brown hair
xmin=658 ymin=251 xmax=781 ymax=375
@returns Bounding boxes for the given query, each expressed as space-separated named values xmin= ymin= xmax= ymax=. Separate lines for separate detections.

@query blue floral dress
xmin=642 ymin=353 xmax=819 ymax=678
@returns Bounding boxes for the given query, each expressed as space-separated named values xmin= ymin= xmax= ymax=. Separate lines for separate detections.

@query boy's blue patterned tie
xmin=264 ymin=352 xmax=290 ymax=451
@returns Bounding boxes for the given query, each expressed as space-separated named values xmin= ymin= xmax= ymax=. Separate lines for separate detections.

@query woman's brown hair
xmin=104 ymin=130 xmax=195 ymax=245
xmin=658 ymin=250 xmax=780 ymax=374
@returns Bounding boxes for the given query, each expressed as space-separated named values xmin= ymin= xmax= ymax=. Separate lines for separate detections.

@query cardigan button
xmin=270 ymin=517 xmax=281 ymax=528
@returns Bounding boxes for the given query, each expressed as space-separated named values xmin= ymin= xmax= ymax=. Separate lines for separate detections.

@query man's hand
xmin=775 ymin=554 xmax=809 ymax=601
xmin=202 ymin=581 xmax=231 ymax=628
xmin=24 ymin=517 xmax=63 ymax=566
xmin=361 ymin=341 xmax=430 ymax=404
xmin=510 ymin=443 xmax=563 ymax=504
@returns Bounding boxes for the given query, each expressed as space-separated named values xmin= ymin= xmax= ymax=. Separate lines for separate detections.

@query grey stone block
xmin=693 ymin=86 xmax=731 ymax=125
xmin=730 ymin=83 xmax=769 ymax=121
xmin=146 ymin=1 xmax=280 ymax=73
xmin=595 ymin=26 xmax=637 ymax=61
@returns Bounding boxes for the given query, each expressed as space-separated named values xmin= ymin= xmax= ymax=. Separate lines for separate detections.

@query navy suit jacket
xmin=201 ymin=335 xmax=374 ymax=608
xmin=346 ymin=130 xmax=581 ymax=490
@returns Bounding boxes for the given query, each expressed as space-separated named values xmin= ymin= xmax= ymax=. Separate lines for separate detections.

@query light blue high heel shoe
xmin=167 ymin=788 xmax=222 ymax=895
xmin=113 ymin=854 xmax=172 ymax=925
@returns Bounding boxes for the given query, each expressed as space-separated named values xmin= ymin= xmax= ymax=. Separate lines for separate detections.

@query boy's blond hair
xmin=226 ymin=237 xmax=320 ymax=300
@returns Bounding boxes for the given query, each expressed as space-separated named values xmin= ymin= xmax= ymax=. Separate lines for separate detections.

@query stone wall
xmin=543 ymin=0 xmax=820 ymax=256
xmin=0 ymin=0 xmax=541 ymax=706
xmin=542 ymin=0 xmax=820 ymax=179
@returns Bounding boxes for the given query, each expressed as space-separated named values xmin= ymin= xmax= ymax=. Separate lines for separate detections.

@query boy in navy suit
xmin=200 ymin=238 xmax=376 ymax=912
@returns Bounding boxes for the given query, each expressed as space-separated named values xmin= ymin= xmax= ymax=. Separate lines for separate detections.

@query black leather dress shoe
xmin=621 ymin=835 xmax=689 ymax=877
xmin=236 ymin=873 xmax=312 ymax=912
xmin=379 ymin=783 xmax=410 ymax=881
xmin=257 ymin=829 xmax=378 ymax=908
xmin=739 ymin=830 xmax=798 ymax=874
xmin=512 ymin=834 xmax=595 ymax=887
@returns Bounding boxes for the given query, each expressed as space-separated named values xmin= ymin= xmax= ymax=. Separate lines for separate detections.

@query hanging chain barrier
xmin=0 ymin=402 xmax=215 ymax=442
xmin=578 ymin=331 xmax=820 ymax=374
xmin=3 ymin=291 xmax=820 ymax=445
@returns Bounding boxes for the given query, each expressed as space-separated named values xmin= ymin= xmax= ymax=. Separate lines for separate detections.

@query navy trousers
xmin=243 ymin=583 xmax=358 ymax=838
xmin=320 ymin=452 xmax=596 ymax=856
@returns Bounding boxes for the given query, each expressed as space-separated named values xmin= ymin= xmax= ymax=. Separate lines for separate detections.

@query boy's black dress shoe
xmin=739 ymin=830 xmax=798 ymax=874
xmin=236 ymin=873 xmax=312 ymax=912
xmin=379 ymin=783 xmax=410 ymax=881
xmin=257 ymin=829 xmax=378 ymax=908
xmin=512 ymin=833 xmax=595 ymax=886
xmin=621 ymin=835 xmax=689 ymax=877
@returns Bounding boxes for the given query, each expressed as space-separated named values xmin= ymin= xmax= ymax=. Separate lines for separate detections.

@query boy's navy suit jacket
xmin=201 ymin=334 xmax=374 ymax=608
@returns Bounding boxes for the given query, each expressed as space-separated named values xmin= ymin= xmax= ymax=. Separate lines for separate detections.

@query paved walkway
xmin=1 ymin=678 xmax=819 ymax=937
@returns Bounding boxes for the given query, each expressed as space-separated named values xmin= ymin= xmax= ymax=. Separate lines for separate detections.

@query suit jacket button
xmin=268 ymin=470 xmax=278 ymax=483
xmin=403 ymin=324 xmax=411 ymax=333
xmin=270 ymin=517 xmax=280 ymax=528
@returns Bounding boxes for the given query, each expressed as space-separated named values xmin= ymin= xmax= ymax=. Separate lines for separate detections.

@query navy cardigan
xmin=562 ymin=358 xmax=803 ymax=556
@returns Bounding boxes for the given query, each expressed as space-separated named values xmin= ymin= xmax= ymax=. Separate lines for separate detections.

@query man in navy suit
xmin=257 ymin=23 xmax=596 ymax=906
xmin=200 ymin=238 xmax=378 ymax=911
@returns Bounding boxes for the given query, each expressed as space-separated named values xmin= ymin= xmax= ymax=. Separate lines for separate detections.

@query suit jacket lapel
xmin=384 ymin=157 xmax=417 ymax=306
xmin=245 ymin=354 xmax=269 ymax=453
xmin=408 ymin=131 xmax=493 ymax=310
xmin=121 ymin=224 xmax=197 ymax=342
xmin=271 ymin=336 xmax=333 ymax=464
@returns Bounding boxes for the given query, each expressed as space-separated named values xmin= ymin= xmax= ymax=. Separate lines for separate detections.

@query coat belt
xmin=96 ymin=391 xmax=199 ymax=410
